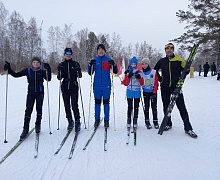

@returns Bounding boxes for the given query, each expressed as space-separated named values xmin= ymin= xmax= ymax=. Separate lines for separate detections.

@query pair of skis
xmin=83 ymin=119 xmax=108 ymax=151
xmin=126 ymin=126 xmax=137 ymax=145
xmin=54 ymin=129 xmax=79 ymax=159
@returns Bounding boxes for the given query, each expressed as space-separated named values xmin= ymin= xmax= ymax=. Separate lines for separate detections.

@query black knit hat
xmin=31 ymin=57 xmax=41 ymax=64
xmin=64 ymin=48 xmax=73 ymax=55
xmin=97 ymin=44 xmax=106 ymax=52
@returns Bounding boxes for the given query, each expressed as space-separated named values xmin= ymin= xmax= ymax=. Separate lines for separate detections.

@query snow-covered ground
xmin=0 ymin=72 xmax=219 ymax=180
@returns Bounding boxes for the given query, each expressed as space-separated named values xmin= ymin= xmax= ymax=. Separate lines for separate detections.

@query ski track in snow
xmin=0 ymin=72 xmax=220 ymax=180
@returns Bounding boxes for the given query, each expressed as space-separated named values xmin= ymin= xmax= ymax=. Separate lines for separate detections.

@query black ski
xmin=83 ymin=119 xmax=103 ymax=150
xmin=54 ymin=129 xmax=72 ymax=155
xmin=0 ymin=128 xmax=34 ymax=164
xmin=104 ymin=127 xmax=107 ymax=151
xmin=126 ymin=127 xmax=131 ymax=145
xmin=34 ymin=133 xmax=39 ymax=158
xmin=68 ymin=132 xmax=79 ymax=159
xmin=158 ymin=44 xmax=199 ymax=135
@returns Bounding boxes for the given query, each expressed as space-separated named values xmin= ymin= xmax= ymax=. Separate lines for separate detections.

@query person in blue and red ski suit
xmin=88 ymin=44 xmax=118 ymax=128
xmin=141 ymin=57 xmax=159 ymax=129
xmin=122 ymin=57 xmax=144 ymax=128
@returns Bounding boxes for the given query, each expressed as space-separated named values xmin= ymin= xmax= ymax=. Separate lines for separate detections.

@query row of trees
xmin=0 ymin=0 xmax=219 ymax=73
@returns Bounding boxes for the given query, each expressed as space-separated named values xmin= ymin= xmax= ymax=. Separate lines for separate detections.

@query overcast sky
xmin=2 ymin=0 xmax=190 ymax=52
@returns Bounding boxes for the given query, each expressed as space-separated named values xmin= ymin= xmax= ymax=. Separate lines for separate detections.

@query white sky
xmin=2 ymin=0 xmax=189 ymax=51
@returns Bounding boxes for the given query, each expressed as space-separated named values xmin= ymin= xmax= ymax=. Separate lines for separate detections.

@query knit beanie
xmin=141 ymin=58 xmax=150 ymax=65
xmin=97 ymin=44 xmax=106 ymax=52
xmin=31 ymin=57 xmax=41 ymax=64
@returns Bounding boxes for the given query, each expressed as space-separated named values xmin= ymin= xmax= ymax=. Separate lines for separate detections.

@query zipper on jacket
xmin=35 ymin=71 xmax=36 ymax=92
xmin=68 ymin=61 xmax=70 ymax=90
xmin=169 ymin=58 xmax=172 ymax=87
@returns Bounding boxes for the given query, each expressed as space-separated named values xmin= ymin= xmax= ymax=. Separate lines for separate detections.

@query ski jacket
xmin=57 ymin=59 xmax=82 ymax=92
xmin=122 ymin=69 xmax=144 ymax=98
xmin=88 ymin=54 xmax=118 ymax=88
xmin=8 ymin=67 xmax=51 ymax=94
xmin=203 ymin=63 xmax=210 ymax=71
xmin=141 ymin=68 xmax=159 ymax=94
xmin=154 ymin=55 xmax=185 ymax=87
xmin=211 ymin=63 xmax=216 ymax=71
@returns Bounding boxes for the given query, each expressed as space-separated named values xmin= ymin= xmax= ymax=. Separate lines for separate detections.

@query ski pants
xmin=160 ymin=86 xmax=193 ymax=131
xmin=93 ymin=86 xmax=111 ymax=121
xmin=204 ymin=70 xmax=209 ymax=77
xmin=62 ymin=90 xmax=80 ymax=122
xmin=24 ymin=93 xmax=44 ymax=130
xmin=143 ymin=92 xmax=158 ymax=120
xmin=127 ymin=98 xmax=140 ymax=119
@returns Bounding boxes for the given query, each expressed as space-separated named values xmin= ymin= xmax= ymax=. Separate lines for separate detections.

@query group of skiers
xmin=199 ymin=62 xmax=220 ymax=79
xmin=3 ymin=42 xmax=198 ymax=141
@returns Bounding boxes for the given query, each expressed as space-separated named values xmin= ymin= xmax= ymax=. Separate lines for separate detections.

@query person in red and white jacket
xmin=122 ymin=57 xmax=144 ymax=128
xmin=141 ymin=58 xmax=159 ymax=129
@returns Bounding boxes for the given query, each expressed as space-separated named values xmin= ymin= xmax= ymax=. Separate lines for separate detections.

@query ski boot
xmin=153 ymin=120 xmax=159 ymax=129
xmin=145 ymin=120 xmax=152 ymax=129
xmin=35 ymin=124 xmax=41 ymax=133
xmin=67 ymin=119 xmax=74 ymax=131
xmin=185 ymin=130 xmax=198 ymax=138
xmin=20 ymin=129 xmax=29 ymax=141
xmin=164 ymin=125 xmax=172 ymax=131
xmin=94 ymin=120 xmax=100 ymax=128
xmin=104 ymin=120 xmax=109 ymax=128
xmin=75 ymin=122 xmax=81 ymax=133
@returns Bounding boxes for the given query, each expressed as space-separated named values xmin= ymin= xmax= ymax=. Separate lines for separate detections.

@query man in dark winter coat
xmin=57 ymin=48 xmax=82 ymax=132
xmin=88 ymin=44 xmax=118 ymax=128
xmin=4 ymin=57 xmax=51 ymax=140
xmin=154 ymin=43 xmax=197 ymax=138
xmin=203 ymin=62 xmax=210 ymax=77
xmin=211 ymin=62 xmax=217 ymax=76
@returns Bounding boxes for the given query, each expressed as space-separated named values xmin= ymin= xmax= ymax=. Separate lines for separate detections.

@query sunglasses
xmin=65 ymin=52 xmax=72 ymax=55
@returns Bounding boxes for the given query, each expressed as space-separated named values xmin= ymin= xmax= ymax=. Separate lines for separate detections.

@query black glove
xmin=57 ymin=63 xmax=63 ymax=71
xmin=44 ymin=63 xmax=51 ymax=70
xmin=124 ymin=69 xmax=129 ymax=74
xmin=186 ymin=68 xmax=190 ymax=75
xmin=108 ymin=60 xmax=115 ymax=66
xmin=135 ymin=71 xmax=141 ymax=79
xmin=4 ymin=61 xmax=11 ymax=71
xmin=128 ymin=70 xmax=133 ymax=78
xmin=89 ymin=59 xmax=96 ymax=66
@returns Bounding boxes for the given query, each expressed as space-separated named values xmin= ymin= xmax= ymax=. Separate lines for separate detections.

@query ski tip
xmin=83 ymin=147 xmax=86 ymax=150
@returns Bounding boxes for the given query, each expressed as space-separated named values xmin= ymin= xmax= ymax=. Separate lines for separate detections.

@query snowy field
xmin=0 ymin=72 xmax=219 ymax=180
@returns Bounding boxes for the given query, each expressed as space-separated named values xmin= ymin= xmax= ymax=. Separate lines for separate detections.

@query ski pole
xmin=111 ymin=65 xmax=116 ymax=131
xmin=57 ymin=70 xmax=61 ymax=130
xmin=77 ymin=71 xmax=87 ymax=129
xmin=87 ymin=65 xmax=94 ymax=131
xmin=46 ymin=70 xmax=52 ymax=134
xmin=4 ymin=72 xmax=8 ymax=143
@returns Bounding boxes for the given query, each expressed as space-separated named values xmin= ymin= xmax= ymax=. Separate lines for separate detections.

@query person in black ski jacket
xmin=154 ymin=43 xmax=197 ymax=138
xmin=4 ymin=57 xmax=51 ymax=140
xmin=203 ymin=62 xmax=210 ymax=77
xmin=211 ymin=62 xmax=217 ymax=76
xmin=57 ymin=48 xmax=82 ymax=132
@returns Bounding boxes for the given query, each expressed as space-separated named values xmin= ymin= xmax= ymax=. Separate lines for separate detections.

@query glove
xmin=57 ymin=63 xmax=63 ymax=71
xmin=89 ymin=59 xmax=96 ymax=66
xmin=135 ymin=71 xmax=141 ymax=79
xmin=150 ymin=94 xmax=157 ymax=99
xmin=186 ymin=68 xmax=190 ymax=75
xmin=4 ymin=61 xmax=11 ymax=71
xmin=128 ymin=70 xmax=133 ymax=78
xmin=108 ymin=60 xmax=115 ymax=66
xmin=44 ymin=63 xmax=51 ymax=70
xmin=124 ymin=69 xmax=129 ymax=74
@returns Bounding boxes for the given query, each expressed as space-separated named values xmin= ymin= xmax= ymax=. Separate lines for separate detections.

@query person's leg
xmin=103 ymin=87 xmax=111 ymax=127
xmin=151 ymin=93 xmax=159 ymax=128
xmin=127 ymin=98 xmax=133 ymax=126
xmin=93 ymin=88 xmax=102 ymax=128
xmin=35 ymin=93 xmax=44 ymax=133
xmin=133 ymin=98 xmax=140 ymax=127
xmin=70 ymin=91 xmax=81 ymax=132
xmin=160 ymin=86 xmax=172 ymax=127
